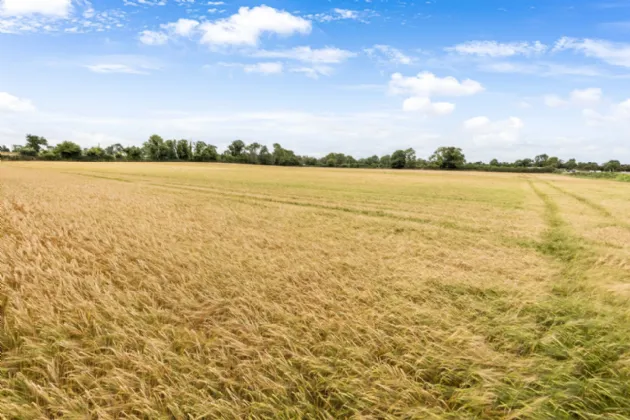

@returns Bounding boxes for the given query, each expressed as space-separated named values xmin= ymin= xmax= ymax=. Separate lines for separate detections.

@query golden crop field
xmin=1 ymin=161 xmax=630 ymax=419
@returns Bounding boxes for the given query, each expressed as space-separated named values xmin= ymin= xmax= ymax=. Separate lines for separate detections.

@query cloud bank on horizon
xmin=1 ymin=0 xmax=630 ymax=161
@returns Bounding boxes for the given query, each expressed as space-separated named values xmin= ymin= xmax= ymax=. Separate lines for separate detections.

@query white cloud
xmin=290 ymin=66 xmax=334 ymax=79
xmin=389 ymin=72 xmax=484 ymax=97
xmin=307 ymin=8 xmax=374 ymax=23
xmin=139 ymin=30 xmax=168 ymax=45
xmin=463 ymin=116 xmax=524 ymax=146
xmin=253 ymin=46 xmax=355 ymax=63
xmin=479 ymin=61 xmax=607 ymax=77
xmin=365 ymin=45 xmax=413 ymax=65
xmin=162 ymin=18 xmax=199 ymax=37
xmin=207 ymin=1 xmax=224 ymax=4
xmin=570 ymin=88 xmax=602 ymax=105
xmin=464 ymin=116 xmax=491 ymax=129
xmin=244 ymin=62 xmax=283 ymax=74
xmin=544 ymin=94 xmax=569 ymax=108
xmin=402 ymin=97 xmax=455 ymax=116
xmin=85 ymin=64 xmax=149 ymax=75
xmin=0 ymin=0 xmax=72 ymax=17
xmin=583 ymin=98 xmax=630 ymax=124
xmin=135 ymin=0 xmax=166 ymax=5
xmin=199 ymin=5 xmax=311 ymax=46
xmin=447 ymin=40 xmax=547 ymax=57
xmin=544 ymin=88 xmax=602 ymax=108
xmin=0 ymin=92 xmax=36 ymax=112
xmin=553 ymin=37 xmax=630 ymax=68
xmin=333 ymin=8 xmax=358 ymax=19
xmin=389 ymin=72 xmax=482 ymax=116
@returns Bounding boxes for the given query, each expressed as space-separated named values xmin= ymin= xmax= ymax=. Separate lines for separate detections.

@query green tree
xmin=272 ymin=143 xmax=300 ymax=166
xmin=490 ymin=158 xmax=500 ymax=166
xmin=245 ymin=142 xmax=261 ymax=164
xmin=144 ymin=134 xmax=167 ymax=161
xmin=19 ymin=146 xmax=37 ymax=157
xmin=194 ymin=142 xmax=218 ymax=162
xmin=429 ymin=147 xmax=466 ymax=169
xmin=258 ymin=146 xmax=272 ymax=165
xmin=86 ymin=147 xmax=105 ymax=159
xmin=404 ymin=148 xmax=417 ymax=169
xmin=176 ymin=140 xmax=191 ymax=161
xmin=380 ymin=154 xmax=391 ymax=168
xmin=0 ymin=145 xmax=9 ymax=152
xmin=604 ymin=160 xmax=621 ymax=172
xmin=123 ymin=146 xmax=144 ymax=161
xmin=164 ymin=140 xmax=178 ymax=160
xmin=25 ymin=134 xmax=48 ymax=154
xmin=565 ymin=158 xmax=577 ymax=170
xmin=535 ymin=154 xmax=549 ymax=167
xmin=54 ymin=141 xmax=82 ymax=159
xmin=546 ymin=156 xmax=560 ymax=168
xmin=228 ymin=140 xmax=245 ymax=157
xmin=301 ymin=156 xmax=319 ymax=166
xmin=391 ymin=150 xmax=406 ymax=169
xmin=104 ymin=143 xmax=123 ymax=156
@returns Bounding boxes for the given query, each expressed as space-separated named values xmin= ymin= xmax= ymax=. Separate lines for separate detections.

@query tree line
xmin=2 ymin=134 xmax=628 ymax=173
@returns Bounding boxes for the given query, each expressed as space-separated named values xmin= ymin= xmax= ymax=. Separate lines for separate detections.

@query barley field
xmin=1 ymin=162 xmax=630 ymax=419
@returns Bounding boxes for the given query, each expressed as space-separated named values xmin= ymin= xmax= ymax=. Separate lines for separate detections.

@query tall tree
xmin=228 ymin=140 xmax=245 ymax=157
xmin=604 ymin=160 xmax=621 ymax=172
xmin=429 ymin=147 xmax=466 ymax=169
xmin=245 ymin=142 xmax=262 ymax=164
xmin=391 ymin=150 xmax=406 ymax=169
xmin=176 ymin=140 xmax=191 ymax=161
xmin=535 ymin=154 xmax=549 ymax=167
xmin=404 ymin=148 xmax=417 ymax=169
xmin=144 ymin=134 xmax=167 ymax=160
xmin=258 ymin=145 xmax=272 ymax=165
xmin=25 ymin=134 xmax=48 ymax=154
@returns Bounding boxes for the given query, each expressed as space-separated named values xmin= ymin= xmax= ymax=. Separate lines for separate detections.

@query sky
xmin=1 ymin=0 xmax=630 ymax=162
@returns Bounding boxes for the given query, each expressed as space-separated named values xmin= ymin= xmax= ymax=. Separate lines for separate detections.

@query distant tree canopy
xmin=430 ymin=147 xmax=466 ymax=169
xmin=2 ymin=133 xmax=629 ymax=173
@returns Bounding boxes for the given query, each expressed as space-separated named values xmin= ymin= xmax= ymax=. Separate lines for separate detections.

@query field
xmin=1 ymin=162 xmax=630 ymax=419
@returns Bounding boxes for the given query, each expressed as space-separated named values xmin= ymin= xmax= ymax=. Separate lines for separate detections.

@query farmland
xmin=1 ymin=161 xmax=630 ymax=418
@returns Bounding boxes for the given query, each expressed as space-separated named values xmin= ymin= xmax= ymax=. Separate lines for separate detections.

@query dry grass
xmin=1 ymin=162 xmax=629 ymax=418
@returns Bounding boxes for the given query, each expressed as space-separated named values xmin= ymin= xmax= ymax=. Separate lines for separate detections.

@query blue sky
xmin=1 ymin=0 xmax=630 ymax=161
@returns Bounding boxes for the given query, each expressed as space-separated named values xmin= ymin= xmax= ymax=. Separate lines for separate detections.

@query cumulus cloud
xmin=138 ymin=6 xmax=310 ymax=47
xmin=463 ymin=116 xmax=524 ymax=146
xmin=553 ymin=37 xmax=630 ymax=68
xmin=162 ymin=18 xmax=199 ymax=37
xmin=0 ymin=0 xmax=72 ymax=17
xmin=447 ymin=40 xmax=547 ymax=57
xmin=243 ymin=62 xmax=283 ymax=74
xmin=139 ymin=19 xmax=200 ymax=45
xmin=389 ymin=72 xmax=483 ymax=116
xmin=0 ymin=92 xmax=36 ymax=112
xmin=365 ymin=45 xmax=413 ymax=65
xmin=389 ymin=72 xmax=484 ymax=97
xmin=139 ymin=30 xmax=168 ymax=45
xmin=199 ymin=6 xmax=311 ymax=46
xmin=253 ymin=46 xmax=355 ymax=63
